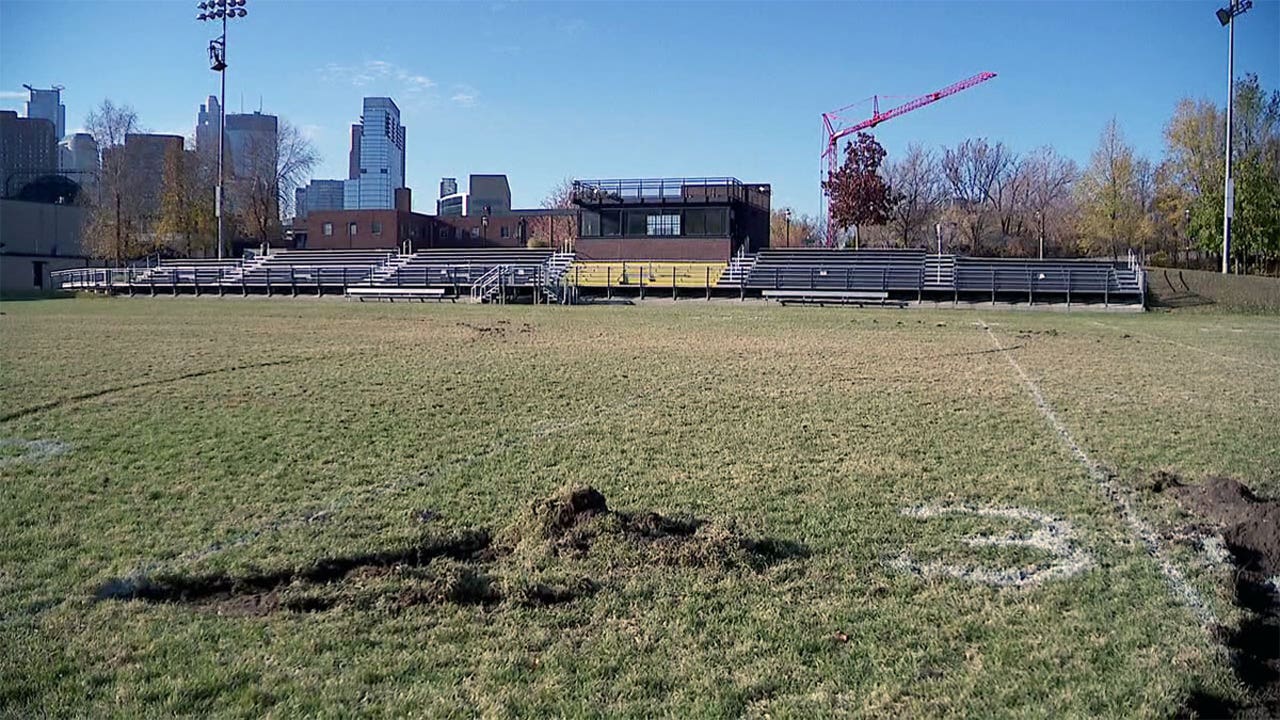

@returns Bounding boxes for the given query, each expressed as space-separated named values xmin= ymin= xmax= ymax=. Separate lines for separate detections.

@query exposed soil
xmin=94 ymin=529 xmax=496 ymax=615
xmin=515 ymin=485 xmax=809 ymax=570
xmin=95 ymin=486 xmax=805 ymax=617
xmin=1153 ymin=472 xmax=1280 ymax=718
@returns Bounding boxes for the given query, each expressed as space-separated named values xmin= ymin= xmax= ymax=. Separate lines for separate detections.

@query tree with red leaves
xmin=823 ymin=132 xmax=894 ymax=248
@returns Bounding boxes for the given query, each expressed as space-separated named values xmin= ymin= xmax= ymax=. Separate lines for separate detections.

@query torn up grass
xmin=1 ymin=298 xmax=1278 ymax=717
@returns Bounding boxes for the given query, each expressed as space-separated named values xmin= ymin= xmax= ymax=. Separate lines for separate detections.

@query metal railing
xmin=571 ymin=177 xmax=767 ymax=208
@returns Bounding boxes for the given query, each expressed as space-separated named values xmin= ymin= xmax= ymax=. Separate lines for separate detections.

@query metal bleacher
xmin=743 ymin=249 xmax=1143 ymax=305
xmin=745 ymin=249 xmax=927 ymax=293
xmin=386 ymin=248 xmax=554 ymax=289
xmin=236 ymin=249 xmax=397 ymax=289
xmin=51 ymin=246 xmax=1146 ymax=307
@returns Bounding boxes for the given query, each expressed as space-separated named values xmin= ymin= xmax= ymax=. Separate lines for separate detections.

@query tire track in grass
xmin=0 ymin=356 xmax=329 ymax=424
xmin=1090 ymin=320 xmax=1279 ymax=373
xmin=978 ymin=318 xmax=1217 ymax=627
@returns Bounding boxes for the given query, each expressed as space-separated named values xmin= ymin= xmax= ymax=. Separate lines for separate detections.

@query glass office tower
xmin=343 ymin=97 xmax=406 ymax=210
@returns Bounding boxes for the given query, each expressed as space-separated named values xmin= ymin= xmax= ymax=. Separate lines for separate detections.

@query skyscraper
xmin=23 ymin=85 xmax=65 ymax=141
xmin=196 ymin=97 xmax=276 ymax=180
xmin=294 ymin=179 xmax=345 ymax=219
xmin=58 ymin=133 xmax=100 ymax=198
xmin=196 ymin=95 xmax=221 ymax=156
xmin=225 ymin=111 xmax=277 ymax=179
xmin=0 ymin=110 xmax=58 ymax=198
xmin=343 ymin=97 xmax=406 ymax=210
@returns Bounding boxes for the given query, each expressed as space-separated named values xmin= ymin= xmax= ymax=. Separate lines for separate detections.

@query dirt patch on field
xmin=1153 ymin=472 xmax=1280 ymax=717
xmin=455 ymin=321 xmax=533 ymax=339
xmin=95 ymin=486 xmax=804 ymax=617
xmin=94 ymin=529 xmax=497 ymax=615
xmin=505 ymin=485 xmax=808 ymax=570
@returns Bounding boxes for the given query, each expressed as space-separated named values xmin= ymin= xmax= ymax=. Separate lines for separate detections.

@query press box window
xmin=322 ymin=222 xmax=333 ymax=236
xmin=647 ymin=214 xmax=680 ymax=236
xmin=349 ymin=222 xmax=357 ymax=236
xmin=371 ymin=221 xmax=382 ymax=236
xmin=601 ymin=210 xmax=622 ymax=237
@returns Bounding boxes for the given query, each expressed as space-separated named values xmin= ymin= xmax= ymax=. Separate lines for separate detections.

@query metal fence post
xmin=672 ymin=265 xmax=677 ymax=301
xmin=1066 ymin=268 xmax=1072 ymax=309
xmin=990 ymin=268 xmax=996 ymax=306
xmin=705 ymin=266 xmax=711 ymax=301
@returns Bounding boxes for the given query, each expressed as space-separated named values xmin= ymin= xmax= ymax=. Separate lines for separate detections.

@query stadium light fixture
xmin=1216 ymin=0 xmax=1251 ymax=274
xmin=197 ymin=0 xmax=248 ymax=260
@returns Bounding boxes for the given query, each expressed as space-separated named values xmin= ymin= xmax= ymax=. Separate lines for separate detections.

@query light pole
xmin=1184 ymin=207 xmax=1192 ymax=265
xmin=197 ymin=0 xmax=248 ymax=260
xmin=1216 ymin=0 xmax=1251 ymax=274
xmin=1036 ymin=210 xmax=1044 ymax=259
xmin=784 ymin=208 xmax=792 ymax=246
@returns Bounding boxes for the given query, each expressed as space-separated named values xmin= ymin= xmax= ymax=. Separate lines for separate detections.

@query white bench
xmin=763 ymin=289 xmax=903 ymax=307
xmin=345 ymin=287 xmax=449 ymax=302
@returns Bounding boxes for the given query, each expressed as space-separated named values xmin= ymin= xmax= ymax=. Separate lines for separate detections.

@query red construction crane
xmin=821 ymin=71 xmax=996 ymax=246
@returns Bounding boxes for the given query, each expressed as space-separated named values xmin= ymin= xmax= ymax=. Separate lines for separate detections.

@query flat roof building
xmin=571 ymin=177 xmax=770 ymax=261
xmin=1 ymin=110 xmax=58 ymax=199
xmin=23 ymin=85 xmax=65 ymax=142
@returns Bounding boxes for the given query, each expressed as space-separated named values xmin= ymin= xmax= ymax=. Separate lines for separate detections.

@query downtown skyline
xmin=2 ymin=1 xmax=1277 ymax=216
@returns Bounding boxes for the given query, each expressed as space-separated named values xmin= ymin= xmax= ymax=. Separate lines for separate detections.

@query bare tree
xmin=235 ymin=118 xmax=319 ymax=245
xmin=988 ymin=154 xmax=1025 ymax=253
xmin=770 ymin=208 xmax=822 ymax=247
xmin=82 ymin=99 xmax=144 ymax=264
xmin=527 ymin=178 xmax=577 ymax=250
xmin=941 ymin=138 xmax=1013 ymax=254
xmin=1022 ymin=147 xmax=1078 ymax=258
xmin=883 ymin=145 xmax=943 ymax=247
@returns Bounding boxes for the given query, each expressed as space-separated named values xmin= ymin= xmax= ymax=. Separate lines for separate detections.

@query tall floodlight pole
xmin=198 ymin=0 xmax=248 ymax=259
xmin=1216 ymin=0 xmax=1251 ymax=274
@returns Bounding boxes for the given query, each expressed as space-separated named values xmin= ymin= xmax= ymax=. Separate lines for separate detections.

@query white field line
xmin=890 ymin=504 xmax=1094 ymax=587
xmin=979 ymin=318 xmax=1217 ymax=627
xmin=1091 ymin=320 xmax=1279 ymax=372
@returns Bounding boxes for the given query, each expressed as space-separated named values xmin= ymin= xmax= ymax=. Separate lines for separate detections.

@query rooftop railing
xmin=572 ymin=177 xmax=768 ymax=208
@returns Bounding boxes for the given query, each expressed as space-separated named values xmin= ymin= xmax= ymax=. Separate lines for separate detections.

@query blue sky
xmin=2 ymin=1 xmax=1277 ymax=216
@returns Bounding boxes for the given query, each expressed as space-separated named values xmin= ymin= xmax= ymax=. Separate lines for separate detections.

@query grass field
xmin=2 ymin=297 xmax=1278 ymax=717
